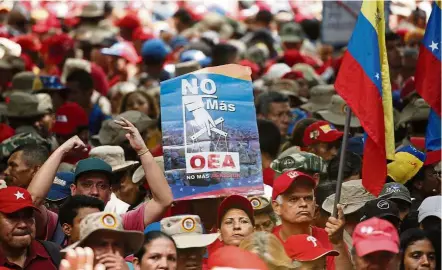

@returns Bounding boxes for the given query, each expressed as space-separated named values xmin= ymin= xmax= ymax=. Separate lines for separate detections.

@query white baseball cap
xmin=418 ymin=195 xmax=442 ymax=223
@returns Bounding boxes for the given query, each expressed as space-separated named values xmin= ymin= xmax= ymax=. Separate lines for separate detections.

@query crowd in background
xmin=0 ymin=1 xmax=440 ymax=270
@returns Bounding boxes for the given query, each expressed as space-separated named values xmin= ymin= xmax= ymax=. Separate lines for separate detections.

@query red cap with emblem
xmin=303 ymin=120 xmax=343 ymax=146
xmin=0 ymin=187 xmax=40 ymax=214
xmin=272 ymin=171 xmax=317 ymax=200
xmin=284 ymin=234 xmax=339 ymax=261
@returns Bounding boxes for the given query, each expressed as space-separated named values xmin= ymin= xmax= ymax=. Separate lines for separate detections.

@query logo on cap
xmin=310 ymin=130 xmax=320 ymax=139
xmin=53 ymin=177 xmax=66 ymax=186
xmin=56 ymin=115 xmax=68 ymax=123
xmin=360 ymin=226 xmax=374 ymax=234
xmin=319 ymin=124 xmax=332 ymax=133
xmin=377 ymin=200 xmax=390 ymax=209
xmin=306 ymin=236 xmax=318 ymax=247
xmin=250 ymin=198 xmax=261 ymax=209
xmin=287 ymin=171 xmax=300 ymax=179
xmin=14 ymin=191 xmax=25 ymax=200
xmin=182 ymin=217 xmax=196 ymax=232
xmin=385 ymin=185 xmax=401 ymax=194
xmin=282 ymin=157 xmax=295 ymax=168
xmin=101 ymin=214 xmax=117 ymax=228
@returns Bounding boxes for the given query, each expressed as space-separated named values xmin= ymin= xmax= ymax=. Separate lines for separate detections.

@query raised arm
xmin=28 ymin=136 xmax=87 ymax=206
xmin=115 ymin=118 xmax=173 ymax=227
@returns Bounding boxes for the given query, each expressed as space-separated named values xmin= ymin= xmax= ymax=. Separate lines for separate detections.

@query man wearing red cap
xmin=302 ymin=120 xmax=343 ymax=161
xmin=352 ymin=217 xmax=400 ymax=270
xmin=0 ymin=187 xmax=59 ymax=269
xmin=271 ymin=171 xmax=352 ymax=270
xmin=115 ymin=12 xmax=141 ymax=41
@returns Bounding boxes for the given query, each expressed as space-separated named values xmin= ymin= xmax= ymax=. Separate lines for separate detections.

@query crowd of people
xmin=0 ymin=1 xmax=440 ymax=270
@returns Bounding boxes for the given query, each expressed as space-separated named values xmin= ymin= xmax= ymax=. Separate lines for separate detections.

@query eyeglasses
xmin=77 ymin=180 xmax=110 ymax=191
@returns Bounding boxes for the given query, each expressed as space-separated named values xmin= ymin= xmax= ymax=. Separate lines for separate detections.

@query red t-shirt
xmin=273 ymin=225 xmax=336 ymax=270
xmin=0 ymin=240 xmax=57 ymax=269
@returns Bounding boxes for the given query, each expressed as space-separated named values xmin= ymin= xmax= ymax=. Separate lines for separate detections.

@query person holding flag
xmin=335 ymin=0 xmax=395 ymax=196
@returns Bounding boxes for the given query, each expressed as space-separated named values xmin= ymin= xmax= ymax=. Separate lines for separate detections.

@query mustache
xmin=13 ymin=229 xmax=32 ymax=236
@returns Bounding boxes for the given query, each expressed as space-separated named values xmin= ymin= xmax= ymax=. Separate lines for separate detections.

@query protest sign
xmin=160 ymin=64 xmax=264 ymax=200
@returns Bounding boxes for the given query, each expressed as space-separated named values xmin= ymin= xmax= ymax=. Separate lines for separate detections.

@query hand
xmin=114 ymin=117 xmax=147 ymax=153
xmin=59 ymin=135 xmax=88 ymax=155
xmin=192 ymin=107 xmax=215 ymax=136
xmin=60 ymin=247 xmax=105 ymax=270
xmin=96 ymin=251 xmax=130 ymax=270
xmin=325 ymin=204 xmax=345 ymax=245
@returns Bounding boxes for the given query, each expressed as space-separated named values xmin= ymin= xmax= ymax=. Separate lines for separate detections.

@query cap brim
xmin=418 ymin=211 xmax=442 ymax=223
xmin=172 ymin=233 xmax=220 ymax=249
xmin=300 ymin=102 xmax=330 ymax=113
xmin=112 ymin=161 xmax=139 ymax=173
xmin=317 ymin=130 xmax=344 ymax=143
xmin=62 ymin=228 xmax=144 ymax=256
xmin=322 ymin=196 xmax=366 ymax=215
xmin=316 ymin=110 xmax=361 ymax=127
xmin=46 ymin=190 xmax=70 ymax=201
xmin=296 ymin=248 xmax=340 ymax=261
xmin=101 ymin=48 xmax=121 ymax=58
xmin=355 ymin=239 xmax=399 ymax=257
xmin=281 ymin=36 xmax=302 ymax=43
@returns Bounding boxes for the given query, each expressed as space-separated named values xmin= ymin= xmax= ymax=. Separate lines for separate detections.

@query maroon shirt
xmin=0 ymin=240 xmax=57 ymax=270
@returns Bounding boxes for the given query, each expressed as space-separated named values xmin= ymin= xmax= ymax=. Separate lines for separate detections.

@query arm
xmin=326 ymin=205 xmax=354 ymax=270
xmin=28 ymin=136 xmax=87 ymax=206
xmin=115 ymin=118 xmax=173 ymax=228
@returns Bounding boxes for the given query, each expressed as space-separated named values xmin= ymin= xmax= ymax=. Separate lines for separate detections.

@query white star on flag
xmin=14 ymin=191 xmax=25 ymax=200
xmin=192 ymin=188 xmax=195 ymax=192
xmin=227 ymin=183 xmax=231 ymax=186
xmin=429 ymin=41 xmax=439 ymax=52
xmin=375 ymin=73 xmax=380 ymax=80
xmin=180 ymin=188 xmax=183 ymax=192
xmin=247 ymin=181 xmax=251 ymax=184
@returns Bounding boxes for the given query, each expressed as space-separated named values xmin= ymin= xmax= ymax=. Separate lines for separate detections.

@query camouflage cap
xmin=270 ymin=151 xmax=327 ymax=174
xmin=0 ymin=132 xmax=49 ymax=160
xmin=6 ymin=92 xmax=52 ymax=117
xmin=10 ymin=71 xmax=42 ymax=92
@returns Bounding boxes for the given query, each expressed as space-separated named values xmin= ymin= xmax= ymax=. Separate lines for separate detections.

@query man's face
xmin=82 ymin=230 xmax=125 ymax=258
xmin=308 ymin=142 xmax=339 ymax=161
xmin=4 ymin=151 xmax=36 ymax=188
xmin=254 ymin=213 xmax=275 ymax=232
xmin=66 ymin=81 xmax=91 ymax=108
xmin=64 ymin=207 xmax=101 ymax=244
xmin=177 ymin=247 xmax=205 ymax=270
xmin=354 ymin=251 xmax=397 ymax=270
xmin=265 ymin=101 xmax=291 ymax=136
xmin=70 ymin=173 xmax=111 ymax=204
xmin=273 ymin=181 xmax=316 ymax=225
xmin=422 ymin=165 xmax=441 ymax=197
xmin=39 ymin=113 xmax=55 ymax=135
xmin=0 ymin=209 xmax=35 ymax=250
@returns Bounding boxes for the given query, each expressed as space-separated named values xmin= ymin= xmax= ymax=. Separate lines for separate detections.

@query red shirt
xmin=273 ymin=225 xmax=336 ymax=270
xmin=0 ymin=240 xmax=57 ymax=270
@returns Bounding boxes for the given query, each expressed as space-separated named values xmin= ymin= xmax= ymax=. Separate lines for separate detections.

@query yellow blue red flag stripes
xmin=415 ymin=1 xmax=441 ymax=116
xmin=335 ymin=0 xmax=395 ymax=196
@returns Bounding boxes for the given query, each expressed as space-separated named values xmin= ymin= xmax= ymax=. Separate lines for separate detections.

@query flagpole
xmin=332 ymin=108 xmax=353 ymax=218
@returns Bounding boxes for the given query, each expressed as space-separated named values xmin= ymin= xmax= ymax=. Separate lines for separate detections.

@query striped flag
xmin=415 ymin=1 xmax=441 ymax=165
xmin=335 ymin=0 xmax=395 ymax=196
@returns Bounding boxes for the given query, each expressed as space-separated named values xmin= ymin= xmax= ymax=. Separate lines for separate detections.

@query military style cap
xmin=0 ymin=132 xmax=50 ymax=160
xmin=317 ymin=95 xmax=361 ymax=127
xmin=397 ymin=98 xmax=430 ymax=127
xmin=280 ymin=22 xmax=304 ymax=43
xmin=300 ymin=84 xmax=335 ymax=112
xmin=248 ymin=196 xmax=273 ymax=215
xmin=271 ymin=151 xmax=327 ymax=174
xmin=6 ymin=92 xmax=52 ymax=118
xmin=379 ymin=182 xmax=412 ymax=204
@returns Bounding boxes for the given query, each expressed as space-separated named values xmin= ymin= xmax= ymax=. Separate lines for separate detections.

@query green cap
xmin=379 ymin=182 xmax=412 ymax=204
xmin=0 ymin=132 xmax=50 ymax=160
xmin=271 ymin=151 xmax=327 ymax=174
xmin=280 ymin=22 xmax=304 ymax=43
xmin=74 ymin=158 xmax=113 ymax=182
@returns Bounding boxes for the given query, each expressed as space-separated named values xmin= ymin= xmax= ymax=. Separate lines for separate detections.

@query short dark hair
xmin=255 ymin=91 xmax=289 ymax=116
xmin=58 ymin=195 xmax=105 ymax=226
xmin=386 ymin=30 xmax=400 ymax=41
xmin=327 ymin=151 xmax=362 ymax=181
xmin=255 ymin=10 xmax=273 ymax=26
xmin=11 ymin=144 xmax=49 ymax=167
xmin=211 ymin=44 xmax=238 ymax=66
xmin=288 ymin=118 xmax=318 ymax=148
xmin=66 ymin=69 xmax=94 ymax=91
xmin=173 ymin=8 xmax=194 ymax=26
xmin=315 ymin=181 xmax=337 ymax=207
xmin=134 ymin=231 xmax=176 ymax=261
xmin=257 ymin=119 xmax=281 ymax=159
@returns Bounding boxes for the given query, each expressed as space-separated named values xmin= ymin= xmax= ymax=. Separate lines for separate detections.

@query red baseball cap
xmin=115 ymin=13 xmax=141 ymax=29
xmin=284 ymin=234 xmax=339 ymax=261
xmin=352 ymin=217 xmax=399 ymax=257
xmin=13 ymin=34 xmax=42 ymax=52
xmin=272 ymin=171 xmax=317 ymax=200
xmin=0 ymin=123 xmax=15 ymax=143
xmin=41 ymin=33 xmax=74 ymax=66
xmin=132 ymin=26 xmax=154 ymax=42
xmin=217 ymin=195 xmax=254 ymax=228
xmin=52 ymin=102 xmax=88 ymax=136
xmin=303 ymin=120 xmax=343 ymax=146
xmin=208 ymin=246 xmax=269 ymax=270
xmin=0 ymin=187 xmax=40 ymax=214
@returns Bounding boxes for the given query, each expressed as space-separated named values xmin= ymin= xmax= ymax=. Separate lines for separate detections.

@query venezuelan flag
xmin=415 ymin=1 xmax=441 ymax=165
xmin=335 ymin=0 xmax=395 ymax=196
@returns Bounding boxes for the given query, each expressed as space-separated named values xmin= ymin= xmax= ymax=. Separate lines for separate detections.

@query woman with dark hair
xmin=120 ymin=90 xmax=160 ymax=119
xmin=400 ymin=228 xmax=438 ymax=270
xmin=133 ymin=231 xmax=178 ymax=270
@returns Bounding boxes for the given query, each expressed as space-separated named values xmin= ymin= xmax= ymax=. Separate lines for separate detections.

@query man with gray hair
xmin=271 ymin=171 xmax=352 ymax=270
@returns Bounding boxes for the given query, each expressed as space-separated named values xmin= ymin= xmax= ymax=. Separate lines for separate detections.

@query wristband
xmin=137 ymin=149 xmax=149 ymax=156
